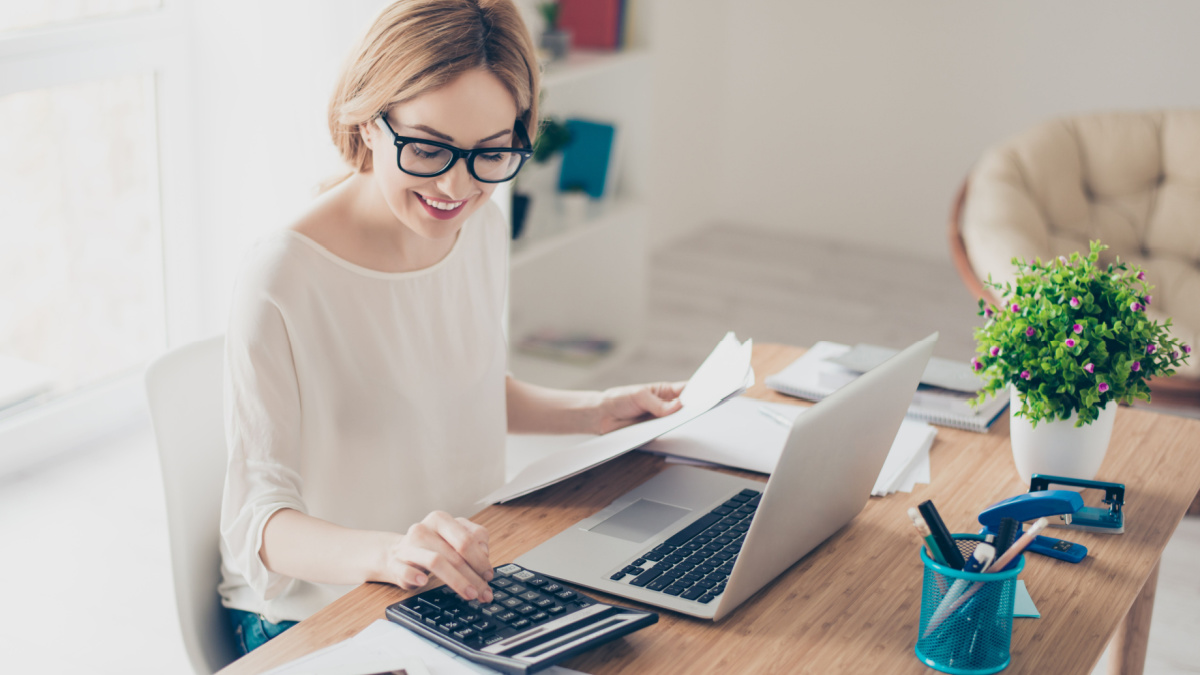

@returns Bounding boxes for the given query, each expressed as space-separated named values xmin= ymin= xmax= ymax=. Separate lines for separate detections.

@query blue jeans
xmin=228 ymin=608 xmax=299 ymax=656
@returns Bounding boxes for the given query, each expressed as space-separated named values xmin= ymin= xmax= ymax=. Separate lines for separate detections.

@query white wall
xmin=648 ymin=0 xmax=1200 ymax=259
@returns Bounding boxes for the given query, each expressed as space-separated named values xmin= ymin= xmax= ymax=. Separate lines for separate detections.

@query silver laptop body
xmin=516 ymin=334 xmax=937 ymax=620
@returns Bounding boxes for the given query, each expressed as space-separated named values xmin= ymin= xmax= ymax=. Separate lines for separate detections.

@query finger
xmin=632 ymin=386 xmax=680 ymax=418
xmin=403 ymin=544 xmax=488 ymax=602
xmin=428 ymin=512 xmax=493 ymax=581
xmin=456 ymin=517 xmax=492 ymax=558
xmin=393 ymin=564 xmax=429 ymax=590
xmin=402 ymin=534 xmax=493 ymax=603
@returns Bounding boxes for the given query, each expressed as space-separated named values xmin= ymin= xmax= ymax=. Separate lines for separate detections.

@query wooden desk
xmin=220 ymin=344 xmax=1200 ymax=675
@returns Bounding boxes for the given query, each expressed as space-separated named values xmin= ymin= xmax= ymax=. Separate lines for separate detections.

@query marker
xmin=918 ymin=500 xmax=966 ymax=570
xmin=924 ymin=543 xmax=995 ymax=636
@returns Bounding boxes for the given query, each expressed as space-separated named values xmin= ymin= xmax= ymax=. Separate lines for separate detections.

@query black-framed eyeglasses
xmin=374 ymin=114 xmax=533 ymax=183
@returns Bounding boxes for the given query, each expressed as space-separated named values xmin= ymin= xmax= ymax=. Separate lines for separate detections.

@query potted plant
xmin=516 ymin=117 xmax=571 ymax=238
xmin=537 ymin=2 xmax=570 ymax=61
xmin=971 ymin=241 xmax=1191 ymax=483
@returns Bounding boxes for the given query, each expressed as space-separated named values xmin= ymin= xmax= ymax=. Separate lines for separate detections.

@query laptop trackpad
xmin=587 ymin=499 xmax=691 ymax=543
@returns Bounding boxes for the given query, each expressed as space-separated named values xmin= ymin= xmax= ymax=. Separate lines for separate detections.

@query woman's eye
xmin=478 ymin=153 xmax=505 ymax=163
xmin=412 ymin=145 xmax=445 ymax=160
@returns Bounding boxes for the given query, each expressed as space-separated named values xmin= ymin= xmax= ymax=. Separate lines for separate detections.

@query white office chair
xmin=145 ymin=335 xmax=239 ymax=675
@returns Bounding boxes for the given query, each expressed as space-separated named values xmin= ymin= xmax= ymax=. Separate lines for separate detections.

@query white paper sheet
xmin=645 ymin=396 xmax=936 ymax=496
xmin=480 ymin=333 xmax=754 ymax=504
xmin=263 ymin=619 xmax=587 ymax=675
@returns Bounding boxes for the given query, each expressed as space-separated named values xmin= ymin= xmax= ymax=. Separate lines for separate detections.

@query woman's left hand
xmin=593 ymin=381 xmax=687 ymax=434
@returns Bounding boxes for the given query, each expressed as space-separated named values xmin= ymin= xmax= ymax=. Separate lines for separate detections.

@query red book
xmin=557 ymin=0 xmax=622 ymax=50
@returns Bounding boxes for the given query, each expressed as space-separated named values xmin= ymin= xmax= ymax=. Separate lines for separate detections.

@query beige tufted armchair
xmin=949 ymin=110 xmax=1200 ymax=412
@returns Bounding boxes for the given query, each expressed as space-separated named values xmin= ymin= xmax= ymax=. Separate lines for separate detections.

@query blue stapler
xmin=1029 ymin=474 xmax=1125 ymax=534
xmin=978 ymin=490 xmax=1089 ymax=563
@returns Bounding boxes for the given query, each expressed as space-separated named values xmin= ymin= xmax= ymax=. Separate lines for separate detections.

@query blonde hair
xmin=328 ymin=0 xmax=540 ymax=177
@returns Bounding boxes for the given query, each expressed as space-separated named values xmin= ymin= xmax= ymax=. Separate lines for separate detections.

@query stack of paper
xmin=261 ymin=619 xmax=586 ymax=675
xmin=482 ymin=332 xmax=755 ymax=505
xmin=643 ymin=397 xmax=935 ymax=497
xmin=764 ymin=342 xmax=1008 ymax=433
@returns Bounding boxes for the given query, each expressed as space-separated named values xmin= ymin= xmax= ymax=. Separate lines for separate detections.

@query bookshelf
xmin=504 ymin=49 xmax=652 ymax=389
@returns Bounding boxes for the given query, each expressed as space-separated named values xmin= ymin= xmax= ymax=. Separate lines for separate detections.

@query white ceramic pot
xmin=1008 ymin=389 xmax=1117 ymax=485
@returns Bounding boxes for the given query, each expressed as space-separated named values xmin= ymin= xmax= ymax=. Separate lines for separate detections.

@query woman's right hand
xmin=383 ymin=511 xmax=495 ymax=603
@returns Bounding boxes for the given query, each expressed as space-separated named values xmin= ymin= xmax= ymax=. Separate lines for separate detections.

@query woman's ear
xmin=358 ymin=122 xmax=374 ymax=147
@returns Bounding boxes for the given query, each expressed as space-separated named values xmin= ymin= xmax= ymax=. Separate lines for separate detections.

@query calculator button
xmin=480 ymin=604 xmax=505 ymax=616
xmin=510 ymin=618 xmax=531 ymax=629
xmin=453 ymin=627 xmax=476 ymax=640
xmin=438 ymin=620 xmax=461 ymax=632
xmin=547 ymin=605 xmax=565 ymax=615
xmin=492 ymin=591 xmax=510 ymax=602
xmin=501 ymin=597 xmax=522 ymax=608
xmin=530 ymin=612 xmax=549 ymax=623
xmin=424 ymin=617 xmax=439 ymax=628
xmin=484 ymin=634 xmax=505 ymax=646
xmin=490 ymin=578 xmax=513 ymax=589
xmin=519 ymin=591 xmax=541 ymax=602
xmin=495 ymin=564 xmax=522 ymax=576
xmin=533 ymin=597 xmax=555 ymax=607
xmin=458 ymin=613 xmax=478 ymax=623
xmin=527 ymin=577 xmax=547 ymax=587
xmin=472 ymin=620 xmax=494 ymax=633
xmin=543 ymin=583 xmax=562 ymax=593
xmin=496 ymin=611 xmax=518 ymax=622
xmin=513 ymin=570 xmax=536 ymax=582
xmin=516 ymin=604 xmax=536 ymax=615
xmin=507 ymin=584 xmax=527 ymax=595
xmin=555 ymin=590 xmax=576 ymax=600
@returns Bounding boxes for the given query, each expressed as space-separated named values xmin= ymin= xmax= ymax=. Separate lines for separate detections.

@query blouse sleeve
xmin=219 ymin=269 xmax=307 ymax=602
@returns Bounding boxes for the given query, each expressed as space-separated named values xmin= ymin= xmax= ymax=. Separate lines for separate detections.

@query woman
xmin=218 ymin=0 xmax=682 ymax=655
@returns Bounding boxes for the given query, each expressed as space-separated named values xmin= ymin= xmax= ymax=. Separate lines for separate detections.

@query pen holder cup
xmin=915 ymin=534 xmax=1025 ymax=675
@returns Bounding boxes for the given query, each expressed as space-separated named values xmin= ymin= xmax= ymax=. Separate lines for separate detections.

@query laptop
xmin=516 ymin=333 xmax=937 ymax=620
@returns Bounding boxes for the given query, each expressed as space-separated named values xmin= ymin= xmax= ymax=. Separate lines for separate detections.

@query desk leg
xmin=1108 ymin=559 xmax=1160 ymax=675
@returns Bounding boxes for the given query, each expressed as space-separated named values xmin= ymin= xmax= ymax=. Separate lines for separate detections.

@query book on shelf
xmin=557 ymin=0 xmax=624 ymax=50
xmin=764 ymin=341 xmax=1009 ymax=433
xmin=516 ymin=330 xmax=615 ymax=365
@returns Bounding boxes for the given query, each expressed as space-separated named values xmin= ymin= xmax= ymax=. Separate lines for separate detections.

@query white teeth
xmin=420 ymin=195 xmax=464 ymax=210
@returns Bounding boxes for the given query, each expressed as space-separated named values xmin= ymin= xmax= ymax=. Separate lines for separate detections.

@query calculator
xmin=385 ymin=563 xmax=658 ymax=675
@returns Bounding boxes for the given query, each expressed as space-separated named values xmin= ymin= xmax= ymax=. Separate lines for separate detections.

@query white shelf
xmin=511 ymin=199 xmax=646 ymax=270
xmin=540 ymin=49 xmax=649 ymax=90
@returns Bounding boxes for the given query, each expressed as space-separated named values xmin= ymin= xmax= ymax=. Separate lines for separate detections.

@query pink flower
xmin=1065 ymin=338 xmax=1077 ymax=348
xmin=1011 ymin=303 xmax=1020 ymax=313
xmin=1146 ymin=344 xmax=1157 ymax=354
xmin=990 ymin=346 xmax=1001 ymax=357
xmin=1137 ymin=271 xmax=1146 ymax=281
xmin=1069 ymin=297 xmax=1081 ymax=308
xmin=1084 ymin=363 xmax=1095 ymax=374
xmin=1072 ymin=323 xmax=1083 ymax=334
xmin=971 ymin=357 xmax=983 ymax=371
xmin=1143 ymin=295 xmax=1152 ymax=306
xmin=1185 ymin=345 xmax=1193 ymax=355
xmin=1131 ymin=361 xmax=1141 ymax=372
xmin=1172 ymin=351 xmax=1181 ymax=360
xmin=1098 ymin=382 xmax=1110 ymax=393
xmin=1020 ymin=370 xmax=1031 ymax=380
xmin=1130 ymin=301 xmax=1143 ymax=312
xmin=1026 ymin=327 xmax=1036 ymax=337
xmin=984 ymin=306 xmax=994 ymax=319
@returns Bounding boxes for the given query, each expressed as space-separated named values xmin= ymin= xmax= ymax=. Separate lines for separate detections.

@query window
xmin=0 ymin=1 xmax=193 ymax=457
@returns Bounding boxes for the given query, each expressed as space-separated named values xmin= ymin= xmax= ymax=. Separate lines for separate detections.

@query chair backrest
xmin=145 ymin=335 xmax=239 ymax=674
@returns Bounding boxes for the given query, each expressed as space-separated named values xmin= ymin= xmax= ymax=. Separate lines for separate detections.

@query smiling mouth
xmin=417 ymin=194 xmax=466 ymax=210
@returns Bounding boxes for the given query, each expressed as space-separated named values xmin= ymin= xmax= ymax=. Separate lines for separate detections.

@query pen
xmin=757 ymin=405 xmax=794 ymax=429
xmin=923 ymin=518 xmax=1049 ymax=637
xmin=908 ymin=507 xmax=947 ymax=566
xmin=918 ymin=500 xmax=966 ymax=570
xmin=924 ymin=543 xmax=995 ymax=636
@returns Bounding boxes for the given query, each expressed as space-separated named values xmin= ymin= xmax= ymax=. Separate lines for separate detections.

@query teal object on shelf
xmin=558 ymin=119 xmax=615 ymax=199
xmin=915 ymin=535 xmax=1025 ymax=674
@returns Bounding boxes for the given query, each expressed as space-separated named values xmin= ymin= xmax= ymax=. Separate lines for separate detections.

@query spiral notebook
xmin=765 ymin=342 xmax=1008 ymax=433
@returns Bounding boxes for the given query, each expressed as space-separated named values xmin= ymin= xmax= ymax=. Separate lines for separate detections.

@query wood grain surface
xmin=218 ymin=343 xmax=1200 ymax=675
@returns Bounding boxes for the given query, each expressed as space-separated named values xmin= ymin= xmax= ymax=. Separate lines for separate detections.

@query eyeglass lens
xmin=399 ymin=143 xmax=524 ymax=182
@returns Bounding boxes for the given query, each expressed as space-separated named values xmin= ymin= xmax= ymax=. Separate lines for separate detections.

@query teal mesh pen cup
xmin=915 ymin=534 xmax=1024 ymax=674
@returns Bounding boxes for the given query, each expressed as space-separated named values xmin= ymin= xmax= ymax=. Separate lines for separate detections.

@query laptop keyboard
xmin=607 ymin=488 xmax=761 ymax=603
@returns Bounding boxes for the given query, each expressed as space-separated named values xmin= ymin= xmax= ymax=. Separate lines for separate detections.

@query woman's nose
xmin=436 ymin=159 xmax=474 ymax=200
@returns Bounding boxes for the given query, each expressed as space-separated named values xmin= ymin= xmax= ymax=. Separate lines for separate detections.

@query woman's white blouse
xmin=218 ymin=201 xmax=509 ymax=623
